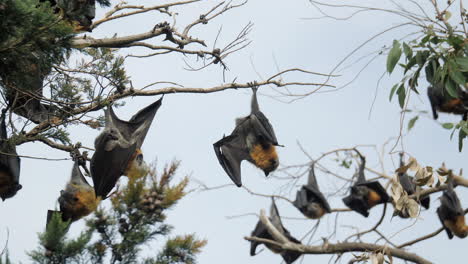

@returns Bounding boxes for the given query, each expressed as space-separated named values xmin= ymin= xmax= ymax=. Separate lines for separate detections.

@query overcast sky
xmin=1 ymin=0 xmax=467 ymax=263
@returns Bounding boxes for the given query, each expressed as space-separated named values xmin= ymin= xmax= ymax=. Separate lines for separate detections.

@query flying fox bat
xmin=213 ymin=87 xmax=280 ymax=187
xmin=437 ymin=176 xmax=468 ymax=239
xmin=48 ymin=161 xmax=100 ymax=225
xmin=427 ymin=84 xmax=468 ymax=120
xmin=91 ymin=98 xmax=163 ymax=199
xmin=342 ymin=152 xmax=390 ymax=217
xmin=39 ymin=0 xmax=111 ymax=32
xmin=0 ymin=110 xmax=21 ymax=201
xmin=397 ymin=153 xmax=430 ymax=212
xmin=250 ymin=199 xmax=302 ymax=264
xmin=293 ymin=161 xmax=331 ymax=219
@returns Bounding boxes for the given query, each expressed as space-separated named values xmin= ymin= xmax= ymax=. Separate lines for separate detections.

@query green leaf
xmin=458 ymin=128 xmax=466 ymax=152
xmin=420 ymin=34 xmax=431 ymax=45
xmin=397 ymin=84 xmax=406 ymax=108
xmin=402 ymin=42 xmax=413 ymax=59
xmin=389 ymin=84 xmax=398 ymax=101
xmin=449 ymin=70 xmax=466 ymax=86
xmin=424 ymin=60 xmax=436 ymax=83
xmin=408 ymin=116 xmax=419 ymax=131
xmin=445 ymin=78 xmax=458 ymax=98
xmin=442 ymin=123 xmax=454 ymax=129
xmin=387 ymin=40 xmax=402 ymax=74
xmin=455 ymin=57 xmax=468 ymax=72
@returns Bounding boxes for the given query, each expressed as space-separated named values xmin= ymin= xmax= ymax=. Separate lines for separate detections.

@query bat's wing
xmin=249 ymin=219 xmax=270 ymax=256
xmin=398 ymin=173 xmax=416 ymax=195
xmin=279 ymin=227 xmax=302 ymax=264
xmin=213 ymin=134 xmax=249 ymax=187
xmin=248 ymin=87 xmax=278 ymax=144
xmin=91 ymin=132 xmax=137 ymax=198
xmin=269 ymin=199 xmax=286 ymax=234
xmin=420 ymin=195 xmax=430 ymax=210
xmin=359 ymin=181 xmax=390 ymax=203
xmin=250 ymin=112 xmax=278 ymax=145
xmin=127 ymin=97 xmax=163 ymax=147
xmin=292 ymin=188 xmax=308 ymax=211
xmin=108 ymin=98 xmax=163 ymax=148
xmin=437 ymin=206 xmax=454 ymax=239
xmin=272 ymin=198 xmax=302 ymax=264
xmin=441 ymin=189 xmax=464 ymax=216
xmin=281 ymin=251 xmax=302 ymax=264
xmin=0 ymin=111 xmax=21 ymax=200
xmin=427 ymin=86 xmax=440 ymax=119
xmin=303 ymin=185 xmax=332 ymax=213
xmin=342 ymin=186 xmax=370 ymax=217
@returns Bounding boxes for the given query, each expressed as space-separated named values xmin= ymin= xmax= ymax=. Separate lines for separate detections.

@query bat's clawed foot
xmin=247 ymin=81 xmax=259 ymax=90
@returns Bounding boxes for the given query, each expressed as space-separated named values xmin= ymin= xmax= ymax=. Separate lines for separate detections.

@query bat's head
xmin=304 ymin=202 xmax=326 ymax=219
xmin=125 ymin=149 xmax=148 ymax=180
xmin=250 ymin=139 xmax=279 ymax=176
xmin=58 ymin=183 xmax=100 ymax=222
xmin=0 ymin=182 xmax=22 ymax=201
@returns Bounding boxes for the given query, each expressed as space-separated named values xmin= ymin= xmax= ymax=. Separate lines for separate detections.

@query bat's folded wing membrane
xmin=91 ymin=138 xmax=136 ymax=198
xmin=251 ymin=112 xmax=278 ymax=145
xmin=213 ymin=134 xmax=247 ymax=187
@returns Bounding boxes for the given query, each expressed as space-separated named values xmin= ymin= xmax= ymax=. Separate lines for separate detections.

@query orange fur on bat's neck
xmin=440 ymin=98 xmax=464 ymax=113
xmin=124 ymin=149 xmax=143 ymax=178
xmin=250 ymin=143 xmax=278 ymax=170
xmin=445 ymin=215 xmax=468 ymax=238
xmin=0 ymin=171 xmax=12 ymax=195
xmin=307 ymin=205 xmax=326 ymax=219
xmin=367 ymin=189 xmax=382 ymax=207
xmin=68 ymin=185 xmax=101 ymax=221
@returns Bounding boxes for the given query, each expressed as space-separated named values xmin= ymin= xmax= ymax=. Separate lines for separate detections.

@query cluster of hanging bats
xmin=0 ymin=85 xmax=467 ymax=263
xmin=0 ymin=1 xmax=468 ymax=263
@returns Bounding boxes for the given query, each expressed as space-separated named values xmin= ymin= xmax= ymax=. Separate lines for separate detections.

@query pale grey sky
xmin=1 ymin=0 xmax=467 ymax=263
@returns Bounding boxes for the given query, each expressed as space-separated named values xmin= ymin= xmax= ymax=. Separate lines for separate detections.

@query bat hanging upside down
xmin=293 ymin=161 xmax=331 ymax=219
xmin=213 ymin=86 xmax=280 ymax=187
xmin=396 ymin=153 xmax=430 ymax=219
xmin=0 ymin=109 xmax=21 ymax=201
xmin=250 ymin=199 xmax=302 ymax=264
xmin=437 ymin=176 xmax=468 ymax=239
xmin=427 ymin=84 xmax=468 ymax=120
xmin=48 ymin=161 xmax=101 ymax=224
xmin=342 ymin=152 xmax=390 ymax=217
xmin=91 ymin=97 xmax=163 ymax=199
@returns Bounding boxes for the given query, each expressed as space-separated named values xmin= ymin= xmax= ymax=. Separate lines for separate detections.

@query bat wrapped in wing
xmin=91 ymin=98 xmax=163 ymax=199
xmin=250 ymin=198 xmax=302 ymax=264
xmin=437 ymin=176 xmax=468 ymax=239
xmin=342 ymin=152 xmax=390 ymax=217
xmin=293 ymin=161 xmax=331 ymax=219
xmin=0 ymin=110 xmax=21 ymax=201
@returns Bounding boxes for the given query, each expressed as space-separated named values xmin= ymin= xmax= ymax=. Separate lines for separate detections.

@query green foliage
xmin=386 ymin=40 xmax=402 ymax=74
xmin=407 ymin=116 xmax=418 ymax=131
xmin=385 ymin=10 xmax=468 ymax=149
xmin=0 ymin=0 xmax=74 ymax=82
xmin=29 ymin=212 xmax=91 ymax=264
xmin=29 ymin=161 xmax=205 ymax=264
xmin=145 ymin=235 xmax=207 ymax=264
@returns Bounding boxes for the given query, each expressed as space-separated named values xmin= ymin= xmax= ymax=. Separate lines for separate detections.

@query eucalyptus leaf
xmin=387 ymin=40 xmax=402 ymax=74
